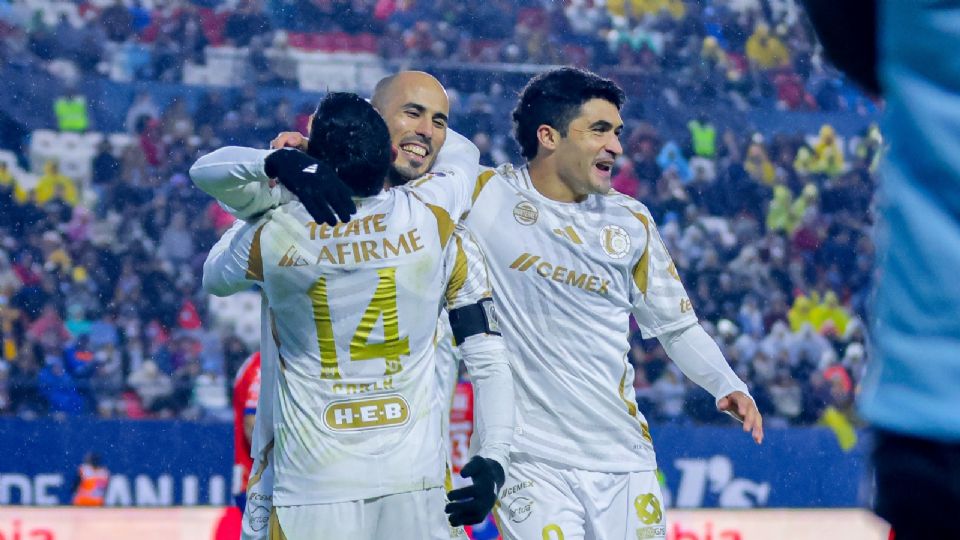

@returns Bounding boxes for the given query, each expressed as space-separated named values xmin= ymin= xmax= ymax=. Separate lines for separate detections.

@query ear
xmin=536 ymin=125 xmax=560 ymax=153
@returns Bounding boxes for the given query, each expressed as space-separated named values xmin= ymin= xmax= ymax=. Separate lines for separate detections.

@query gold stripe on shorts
xmin=268 ymin=507 xmax=287 ymax=540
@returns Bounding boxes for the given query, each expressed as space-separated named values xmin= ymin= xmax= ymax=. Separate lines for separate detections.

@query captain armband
xmin=448 ymin=297 xmax=501 ymax=346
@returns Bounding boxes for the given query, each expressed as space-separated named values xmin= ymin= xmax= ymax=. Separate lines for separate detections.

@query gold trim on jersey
xmin=246 ymin=223 xmax=267 ymax=281
xmin=473 ymin=169 xmax=496 ymax=203
xmin=618 ymin=356 xmax=654 ymax=443
xmin=409 ymin=192 xmax=456 ymax=248
xmin=246 ymin=440 xmax=274 ymax=491
xmin=444 ymin=461 xmax=454 ymax=492
xmin=618 ymin=360 xmax=639 ymax=419
xmin=628 ymin=211 xmax=651 ymax=295
xmin=268 ymin=507 xmax=287 ymax=540
xmin=445 ymin=235 xmax=469 ymax=305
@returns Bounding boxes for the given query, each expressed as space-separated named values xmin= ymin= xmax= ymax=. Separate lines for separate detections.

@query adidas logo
xmin=279 ymin=245 xmax=309 ymax=267
xmin=303 ymin=164 xmax=318 ymax=174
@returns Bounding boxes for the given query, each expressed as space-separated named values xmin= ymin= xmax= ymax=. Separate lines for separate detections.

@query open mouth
xmin=399 ymin=143 xmax=429 ymax=160
xmin=594 ymin=161 xmax=613 ymax=175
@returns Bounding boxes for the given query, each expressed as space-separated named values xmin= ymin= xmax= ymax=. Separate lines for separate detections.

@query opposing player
xmin=232 ymin=351 xmax=261 ymax=511
xmin=463 ymin=67 xmax=762 ymax=540
xmin=199 ymin=93 xmax=513 ymax=538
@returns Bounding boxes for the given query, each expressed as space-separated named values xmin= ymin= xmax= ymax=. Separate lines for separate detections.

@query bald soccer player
xmin=195 ymin=74 xmax=509 ymax=537
xmin=272 ymin=71 xmax=477 ymax=504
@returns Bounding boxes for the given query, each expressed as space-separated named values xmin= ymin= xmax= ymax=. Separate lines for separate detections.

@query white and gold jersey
xmin=463 ymin=164 xmax=698 ymax=472
xmin=201 ymin=153 xmax=488 ymax=506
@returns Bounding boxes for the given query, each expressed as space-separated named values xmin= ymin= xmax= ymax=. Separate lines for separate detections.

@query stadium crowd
xmin=0 ymin=1 xmax=876 ymax=438
xmin=0 ymin=0 xmax=872 ymax=115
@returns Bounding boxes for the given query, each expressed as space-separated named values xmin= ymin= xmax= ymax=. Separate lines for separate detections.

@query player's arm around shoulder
xmin=405 ymin=129 xmax=481 ymax=221
xmin=202 ymin=214 xmax=271 ymax=297
xmin=189 ymin=145 xmax=289 ymax=220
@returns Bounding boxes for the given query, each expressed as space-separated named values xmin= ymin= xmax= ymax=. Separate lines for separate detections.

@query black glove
xmin=445 ymin=456 xmax=505 ymax=527
xmin=264 ymin=148 xmax=356 ymax=226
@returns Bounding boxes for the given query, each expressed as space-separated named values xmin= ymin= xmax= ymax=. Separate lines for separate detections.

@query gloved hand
xmin=445 ymin=456 xmax=505 ymax=527
xmin=264 ymin=148 xmax=356 ymax=226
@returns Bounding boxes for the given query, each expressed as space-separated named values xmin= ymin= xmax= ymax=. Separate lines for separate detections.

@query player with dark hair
xmin=199 ymin=73 xmax=508 ymax=537
xmin=445 ymin=66 xmax=762 ymax=540
xmin=511 ymin=67 xmax=626 ymax=161
xmin=261 ymin=68 xmax=762 ymax=538
xmin=196 ymin=92 xmax=514 ymax=538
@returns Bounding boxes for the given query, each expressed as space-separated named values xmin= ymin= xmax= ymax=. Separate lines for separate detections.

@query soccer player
xmin=198 ymin=93 xmax=513 ymax=538
xmin=232 ymin=351 xmax=261 ymax=512
xmin=461 ymin=67 xmax=762 ymax=540
xmin=270 ymin=70 xmax=467 ymax=438
xmin=196 ymin=71 xmax=492 ymax=537
xmin=268 ymin=69 xmax=763 ymax=538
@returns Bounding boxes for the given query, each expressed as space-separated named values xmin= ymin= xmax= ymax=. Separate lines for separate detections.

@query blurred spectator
xmin=810 ymin=124 xmax=845 ymax=177
xmin=687 ymin=116 xmax=717 ymax=159
xmin=745 ymin=23 xmax=791 ymax=71
xmin=38 ymin=357 xmax=85 ymax=415
xmin=127 ymin=360 xmax=174 ymax=414
xmin=9 ymin=347 xmax=45 ymax=416
xmin=125 ymin=92 xmax=161 ymax=134
xmin=744 ymin=140 xmax=776 ymax=185
xmin=54 ymin=88 xmax=89 ymax=133
xmin=224 ymin=0 xmax=272 ymax=47
xmin=34 ymin=161 xmax=79 ymax=207
xmin=100 ymin=0 xmax=134 ymax=43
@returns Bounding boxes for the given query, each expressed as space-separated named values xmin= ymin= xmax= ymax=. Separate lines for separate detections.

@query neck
xmin=528 ymin=157 xmax=585 ymax=203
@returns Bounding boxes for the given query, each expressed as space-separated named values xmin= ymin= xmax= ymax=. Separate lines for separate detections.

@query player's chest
xmin=467 ymin=188 xmax=643 ymax=301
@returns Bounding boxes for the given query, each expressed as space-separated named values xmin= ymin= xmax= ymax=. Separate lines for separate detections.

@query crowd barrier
xmin=2 ymin=418 xmax=870 ymax=508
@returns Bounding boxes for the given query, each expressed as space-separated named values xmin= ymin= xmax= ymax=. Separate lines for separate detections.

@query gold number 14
xmin=308 ymin=267 xmax=410 ymax=379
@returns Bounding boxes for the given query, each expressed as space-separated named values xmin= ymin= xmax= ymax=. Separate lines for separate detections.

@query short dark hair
xmin=307 ymin=92 xmax=392 ymax=197
xmin=512 ymin=67 xmax=626 ymax=160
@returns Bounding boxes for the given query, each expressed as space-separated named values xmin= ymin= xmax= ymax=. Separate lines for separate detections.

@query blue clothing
xmin=38 ymin=366 xmax=85 ymax=414
xmin=656 ymin=141 xmax=692 ymax=183
xmin=859 ymin=0 xmax=960 ymax=442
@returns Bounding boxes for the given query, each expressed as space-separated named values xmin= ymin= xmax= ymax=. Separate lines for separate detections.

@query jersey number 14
xmin=308 ymin=267 xmax=411 ymax=379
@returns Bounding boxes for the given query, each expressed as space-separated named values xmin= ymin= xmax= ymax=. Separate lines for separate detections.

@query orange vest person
xmin=72 ymin=453 xmax=109 ymax=506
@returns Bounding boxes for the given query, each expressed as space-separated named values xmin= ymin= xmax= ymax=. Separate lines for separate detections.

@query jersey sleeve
xmin=189 ymin=146 xmax=293 ymax=220
xmin=443 ymin=225 xmax=492 ymax=311
xmin=202 ymin=217 xmax=268 ymax=297
xmin=628 ymin=210 xmax=698 ymax=338
xmin=405 ymin=129 xmax=480 ymax=222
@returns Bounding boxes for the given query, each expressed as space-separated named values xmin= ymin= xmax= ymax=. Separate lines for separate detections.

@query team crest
xmin=600 ymin=225 xmax=631 ymax=259
xmin=513 ymin=201 xmax=539 ymax=225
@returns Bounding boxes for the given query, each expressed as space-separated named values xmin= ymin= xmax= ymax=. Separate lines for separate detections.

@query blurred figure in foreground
xmin=804 ymin=1 xmax=960 ymax=538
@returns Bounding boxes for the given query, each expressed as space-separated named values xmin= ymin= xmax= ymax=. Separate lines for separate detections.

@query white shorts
xmin=242 ymin=444 xmax=275 ymax=540
xmin=494 ymin=457 xmax=666 ymax=540
xmin=272 ymin=487 xmax=463 ymax=540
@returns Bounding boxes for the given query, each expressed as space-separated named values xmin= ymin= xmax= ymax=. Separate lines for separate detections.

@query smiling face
xmin=372 ymin=72 xmax=450 ymax=183
xmin=551 ymin=98 xmax=624 ymax=197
